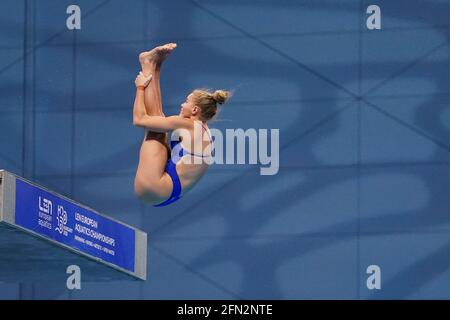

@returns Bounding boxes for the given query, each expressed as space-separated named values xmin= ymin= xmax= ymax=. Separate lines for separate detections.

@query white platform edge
xmin=0 ymin=170 xmax=147 ymax=281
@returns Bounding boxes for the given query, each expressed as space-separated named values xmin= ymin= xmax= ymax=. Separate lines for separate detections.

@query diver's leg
xmin=134 ymin=136 xmax=173 ymax=205
xmin=139 ymin=43 xmax=177 ymax=116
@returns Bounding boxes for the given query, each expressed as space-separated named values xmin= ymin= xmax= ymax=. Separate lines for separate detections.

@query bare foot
xmin=139 ymin=43 xmax=177 ymax=75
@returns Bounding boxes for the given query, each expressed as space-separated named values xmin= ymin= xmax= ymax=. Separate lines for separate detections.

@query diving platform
xmin=0 ymin=170 xmax=147 ymax=282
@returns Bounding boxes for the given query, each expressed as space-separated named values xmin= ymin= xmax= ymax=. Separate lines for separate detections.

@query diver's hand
xmin=135 ymin=72 xmax=152 ymax=89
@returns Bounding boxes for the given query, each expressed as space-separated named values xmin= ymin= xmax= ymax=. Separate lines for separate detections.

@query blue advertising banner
xmin=14 ymin=179 xmax=135 ymax=272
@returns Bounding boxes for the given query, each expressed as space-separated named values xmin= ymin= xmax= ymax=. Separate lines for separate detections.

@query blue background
xmin=1 ymin=0 xmax=450 ymax=299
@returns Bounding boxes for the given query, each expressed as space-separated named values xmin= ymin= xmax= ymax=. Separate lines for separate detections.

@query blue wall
xmin=1 ymin=0 xmax=450 ymax=299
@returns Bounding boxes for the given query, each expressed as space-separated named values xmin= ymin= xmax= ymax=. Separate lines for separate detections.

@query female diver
xmin=132 ymin=43 xmax=231 ymax=206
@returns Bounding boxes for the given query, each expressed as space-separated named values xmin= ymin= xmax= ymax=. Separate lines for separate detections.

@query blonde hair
xmin=192 ymin=88 xmax=231 ymax=121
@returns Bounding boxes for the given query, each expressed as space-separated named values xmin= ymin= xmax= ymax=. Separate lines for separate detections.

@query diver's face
xmin=180 ymin=93 xmax=196 ymax=118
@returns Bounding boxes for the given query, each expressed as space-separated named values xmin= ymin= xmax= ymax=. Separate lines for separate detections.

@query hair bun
xmin=212 ymin=90 xmax=230 ymax=105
